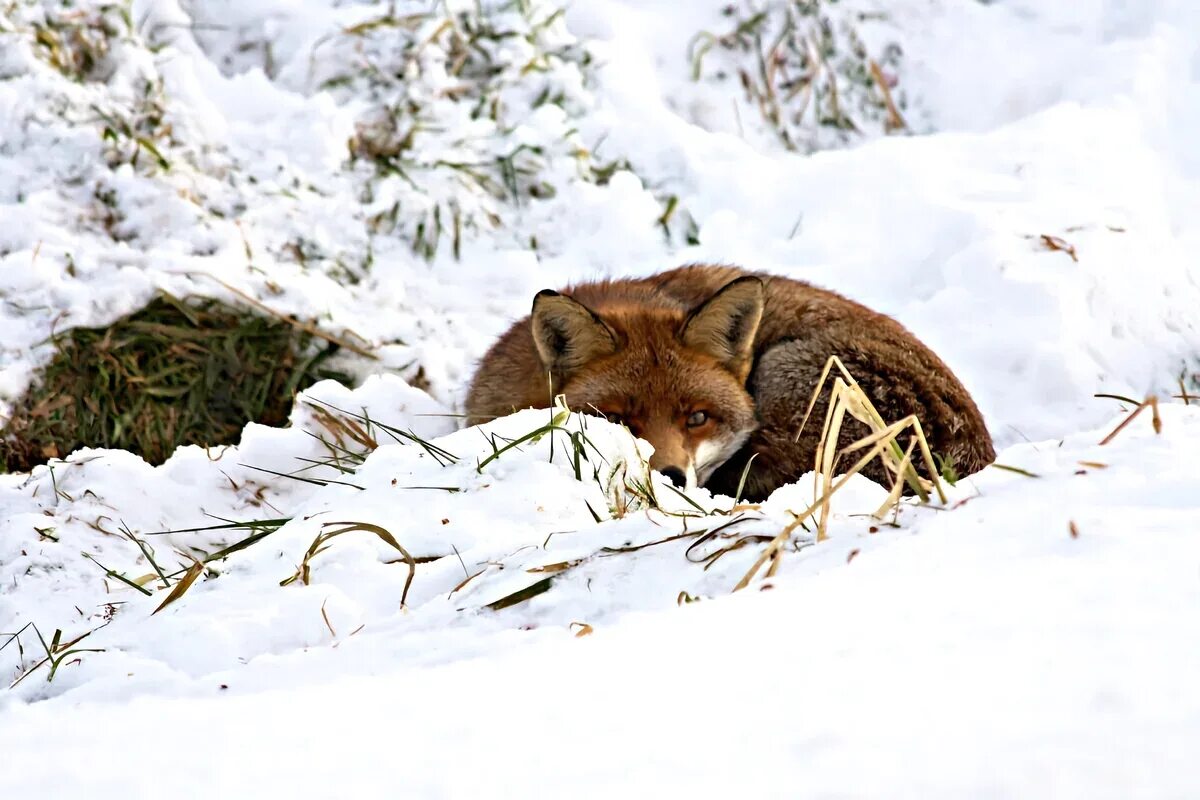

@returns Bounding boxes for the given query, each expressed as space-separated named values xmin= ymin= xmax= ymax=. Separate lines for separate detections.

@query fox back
xmin=465 ymin=264 xmax=995 ymax=500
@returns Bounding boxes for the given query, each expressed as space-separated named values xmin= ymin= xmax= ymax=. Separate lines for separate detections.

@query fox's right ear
xmin=531 ymin=290 xmax=618 ymax=380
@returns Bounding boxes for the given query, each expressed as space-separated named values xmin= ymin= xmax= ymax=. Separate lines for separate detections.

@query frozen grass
xmin=689 ymin=0 xmax=909 ymax=152
xmin=0 ymin=393 xmax=757 ymax=689
xmin=0 ymin=294 xmax=351 ymax=471
xmin=21 ymin=1 xmax=136 ymax=83
xmin=13 ymin=0 xmax=178 ymax=174
xmin=316 ymin=0 xmax=601 ymax=259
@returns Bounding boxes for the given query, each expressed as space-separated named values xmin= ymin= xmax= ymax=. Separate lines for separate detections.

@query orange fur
xmin=466 ymin=264 xmax=995 ymax=499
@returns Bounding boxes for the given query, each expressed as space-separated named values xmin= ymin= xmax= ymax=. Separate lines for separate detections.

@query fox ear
xmin=680 ymin=276 xmax=764 ymax=380
xmin=531 ymin=290 xmax=618 ymax=379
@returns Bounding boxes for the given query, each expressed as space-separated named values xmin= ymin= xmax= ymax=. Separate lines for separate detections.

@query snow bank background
xmin=2 ymin=0 xmax=1200 ymax=796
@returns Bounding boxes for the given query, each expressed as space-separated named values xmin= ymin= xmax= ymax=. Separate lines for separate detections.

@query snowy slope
xmin=4 ymin=407 xmax=1199 ymax=797
xmin=2 ymin=0 xmax=1200 ymax=796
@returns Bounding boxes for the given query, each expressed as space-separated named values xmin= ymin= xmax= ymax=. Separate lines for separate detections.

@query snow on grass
xmin=3 ymin=403 xmax=1199 ymax=796
xmin=2 ymin=0 xmax=1200 ymax=795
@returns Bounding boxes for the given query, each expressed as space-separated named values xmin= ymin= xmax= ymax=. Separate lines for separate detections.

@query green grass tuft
xmin=1 ymin=293 xmax=352 ymax=472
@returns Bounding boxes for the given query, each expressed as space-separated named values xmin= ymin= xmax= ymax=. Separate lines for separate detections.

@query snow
xmin=3 ymin=0 xmax=1200 ymax=795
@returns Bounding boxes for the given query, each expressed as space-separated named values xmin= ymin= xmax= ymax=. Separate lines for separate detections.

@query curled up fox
xmin=466 ymin=264 xmax=995 ymax=501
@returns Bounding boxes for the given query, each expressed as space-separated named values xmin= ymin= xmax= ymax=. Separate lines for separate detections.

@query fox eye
xmin=602 ymin=410 xmax=625 ymax=425
xmin=686 ymin=411 xmax=709 ymax=428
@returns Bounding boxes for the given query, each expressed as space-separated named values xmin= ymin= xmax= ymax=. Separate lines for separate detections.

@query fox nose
xmin=660 ymin=467 xmax=687 ymax=488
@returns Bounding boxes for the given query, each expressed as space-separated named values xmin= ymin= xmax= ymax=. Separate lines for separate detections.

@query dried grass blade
xmin=152 ymin=558 xmax=204 ymax=615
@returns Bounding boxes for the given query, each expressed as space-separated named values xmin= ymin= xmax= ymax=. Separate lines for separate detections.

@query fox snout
xmin=647 ymin=445 xmax=695 ymax=490
xmin=522 ymin=275 xmax=765 ymax=495
xmin=658 ymin=466 xmax=688 ymax=488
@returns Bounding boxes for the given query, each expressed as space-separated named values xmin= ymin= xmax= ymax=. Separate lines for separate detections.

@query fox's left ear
xmin=680 ymin=276 xmax=764 ymax=381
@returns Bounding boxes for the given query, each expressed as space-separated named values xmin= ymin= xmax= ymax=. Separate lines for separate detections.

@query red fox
xmin=466 ymin=264 xmax=994 ymax=500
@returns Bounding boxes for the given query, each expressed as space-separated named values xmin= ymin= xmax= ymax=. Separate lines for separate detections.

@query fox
xmin=465 ymin=264 xmax=995 ymax=501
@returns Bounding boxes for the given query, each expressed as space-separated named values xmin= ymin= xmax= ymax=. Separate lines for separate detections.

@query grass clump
xmin=1 ymin=294 xmax=351 ymax=472
xmin=313 ymin=0 xmax=597 ymax=260
xmin=7 ymin=0 xmax=178 ymax=176
xmin=689 ymin=0 xmax=910 ymax=153
xmin=23 ymin=0 xmax=134 ymax=84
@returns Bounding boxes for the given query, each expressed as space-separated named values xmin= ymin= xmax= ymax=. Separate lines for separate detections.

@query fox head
xmin=530 ymin=276 xmax=764 ymax=490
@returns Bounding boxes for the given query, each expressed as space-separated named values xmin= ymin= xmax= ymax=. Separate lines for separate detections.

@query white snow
xmin=2 ymin=0 xmax=1200 ymax=796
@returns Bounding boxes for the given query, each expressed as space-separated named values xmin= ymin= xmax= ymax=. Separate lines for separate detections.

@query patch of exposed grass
xmin=1 ymin=293 xmax=352 ymax=472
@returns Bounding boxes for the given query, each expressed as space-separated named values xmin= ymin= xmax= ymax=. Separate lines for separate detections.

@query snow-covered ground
xmin=2 ymin=0 xmax=1200 ymax=796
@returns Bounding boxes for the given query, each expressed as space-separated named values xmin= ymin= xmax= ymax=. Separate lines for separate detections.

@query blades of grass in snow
xmin=290 ymin=455 xmax=361 ymax=476
xmin=240 ymin=463 xmax=365 ymax=491
xmin=802 ymin=355 xmax=943 ymax=503
xmin=306 ymin=402 xmax=379 ymax=451
xmin=873 ymin=436 xmax=920 ymax=520
xmin=659 ymin=482 xmax=708 ymax=514
xmin=138 ymin=517 xmax=293 ymax=580
xmin=305 ymin=398 xmax=458 ymax=465
xmin=732 ymin=452 xmax=759 ymax=507
xmin=868 ymin=59 xmax=907 ymax=130
xmin=684 ymin=515 xmax=757 ymax=563
xmin=451 ymin=544 xmax=469 ymax=579
xmin=182 ymin=528 xmax=278 ymax=571
xmin=0 ymin=622 xmax=47 ymax=663
xmin=302 ymin=428 xmax=370 ymax=463
xmin=320 ymin=599 xmax=337 ymax=638
xmin=448 ymin=569 xmax=486 ymax=598
xmin=282 ymin=521 xmax=416 ymax=606
xmin=527 ymin=559 xmax=583 ymax=574
xmin=151 ymin=558 xmax=204 ymax=615
xmin=44 ymin=642 xmax=105 ymax=682
xmin=583 ymin=500 xmax=603 ymax=523
xmin=598 ymin=530 xmax=699 ymax=554
xmin=118 ymin=521 xmax=169 ymax=589
xmin=1099 ymin=396 xmax=1162 ymax=445
xmin=698 ymin=534 xmax=776 ymax=572
xmin=143 ymin=517 xmax=293 ymax=536
xmin=486 ymin=577 xmax=554 ymax=611
xmin=991 ymin=463 xmax=1041 ymax=479
xmin=47 ymin=464 xmax=71 ymax=502
xmin=80 ymin=552 xmax=152 ymax=596
xmin=6 ymin=622 xmax=107 ymax=689
xmin=735 ymin=357 xmax=949 ymax=590
xmin=1094 ymin=392 xmax=1142 ymax=405
xmin=1176 ymin=381 xmax=1193 ymax=405
xmin=476 ymin=413 xmax=569 ymax=472
xmin=300 ymin=431 xmax=368 ymax=476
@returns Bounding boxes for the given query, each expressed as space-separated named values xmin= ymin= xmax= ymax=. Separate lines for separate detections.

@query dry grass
xmin=26 ymin=1 xmax=133 ymax=83
xmin=1 ymin=293 xmax=351 ymax=472
xmin=689 ymin=0 xmax=908 ymax=152
xmin=19 ymin=2 xmax=177 ymax=174
xmin=281 ymin=521 xmax=417 ymax=607
xmin=735 ymin=356 xmax=946 ymax=590
xmin=1099 ymin=395 xmax=1162 ymax=445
